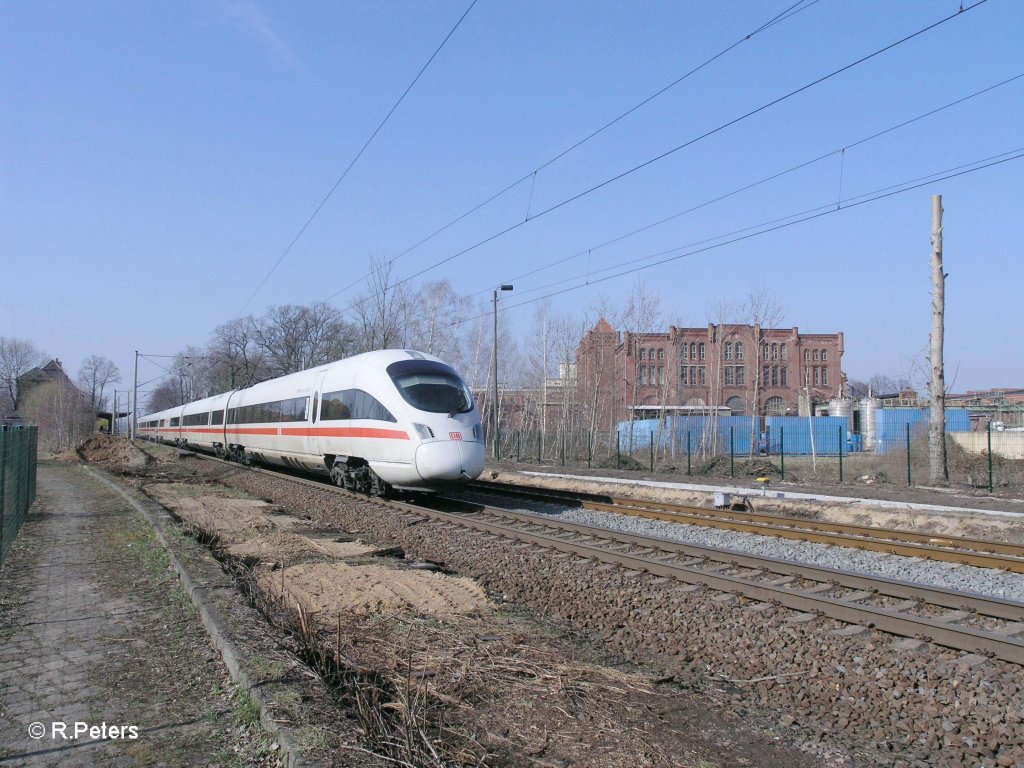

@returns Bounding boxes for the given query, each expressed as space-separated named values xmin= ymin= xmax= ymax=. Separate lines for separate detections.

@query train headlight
xmin=413 ymin=423 xmax=435 ymax=441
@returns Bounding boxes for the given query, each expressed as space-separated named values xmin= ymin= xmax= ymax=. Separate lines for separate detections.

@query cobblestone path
xmin=0 ymin=462 xmax=258 ymax=767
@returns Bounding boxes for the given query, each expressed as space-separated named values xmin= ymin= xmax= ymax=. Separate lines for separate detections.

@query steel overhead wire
xmin=320 ymin=0 xmax=822 ymax=304
xmin=327 ymin=0 xmax=989 ymax=317
xmin=451 ymin=146 xmax=1024 ymax=325
xmin=235 ymin=0 xmax=480 ymax=317
xmin=474 ymin=70 xmax=1024 ymax=298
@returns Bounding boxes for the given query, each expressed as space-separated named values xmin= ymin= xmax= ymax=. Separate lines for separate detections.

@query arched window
xmin=699 ymin=343 xmax=706 ymax=360
xmin=771 ymin=343 xmax=778 ymax=360
xmin=726 ymin=396 xmax=745 ymax=415
xmin=765 ymin=396 xmax=786 ymax=415
xmin=821 ymin=349 xmax=828 ymax=361
xmin=658 ymin=348 xmax=665 ymax=360
xmin=763 ymin=344 xmax=770 ymax=360
xmin=813 ymin=349 xmax=820 ymax=361
xmin=780 ymin=343 xmax=787 ymax=361
xmin=690 ymin=342 xmax=697 ymax=359
xmin=681 ymin=344 xmax=689 ymax=360
xmin=640 ymin=348 xmax=646 ymax=360
xmin=724 ymin=342 xmax=733 ymax=360
xmin=735 ymin=342 xmax=744 ymax=360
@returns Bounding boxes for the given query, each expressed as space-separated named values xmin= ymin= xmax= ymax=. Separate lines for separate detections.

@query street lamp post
xmin=492 ymin=284 xmax=513 ymax=459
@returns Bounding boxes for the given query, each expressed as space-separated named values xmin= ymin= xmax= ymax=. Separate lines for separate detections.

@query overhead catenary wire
xmin=234 ymin=0 xmax=480 ymax=317
xmin=324 ymin=0 xmax=989 ymax=316
xmin=452 ymin=145 xmax=1024 ymax=326
xmin=472 ymin=70 xmax=1024 ymax=297
xmin=320 ymin=0 xmax=822 ymax=303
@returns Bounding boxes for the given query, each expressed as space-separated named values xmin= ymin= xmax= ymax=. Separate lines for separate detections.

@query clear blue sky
xmin=2 ymin=0 xmax=1022 ymax=395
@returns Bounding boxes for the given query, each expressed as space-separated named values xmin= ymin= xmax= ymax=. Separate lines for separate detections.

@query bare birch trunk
xmin=929 ymin=194 xmax=948 ymax=483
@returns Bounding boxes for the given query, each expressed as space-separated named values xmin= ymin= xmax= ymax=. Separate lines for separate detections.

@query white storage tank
xmin=860 ymin=397 xmax=881 ymax=452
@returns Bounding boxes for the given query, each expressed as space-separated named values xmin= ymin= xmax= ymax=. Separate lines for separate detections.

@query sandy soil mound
xmin=264 ymin=562 xmax=487 ymax=618
xmin=225 ymin=533 xmax=374 ymax=564
xmin=153 ymin=493 xmax=276 ymax=543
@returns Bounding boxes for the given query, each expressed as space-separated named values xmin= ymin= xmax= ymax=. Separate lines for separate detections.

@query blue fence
xmin=616 ymin=408 xmax=973 ymax=457
xmin=875 ymin=407 xmax=970 ymax=454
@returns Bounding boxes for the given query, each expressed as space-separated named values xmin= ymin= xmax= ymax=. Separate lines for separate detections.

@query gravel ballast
xmin=493 ymin=501 xmax=1024 ymax=603
xmin=199 ymin=461 xmax=1024 ymax=768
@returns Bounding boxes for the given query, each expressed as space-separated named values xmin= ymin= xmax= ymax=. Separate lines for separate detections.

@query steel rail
xmin=468 ymin=480 xmax=1024 ymax=573
xmin=174 ymin=451 xmax=1024 ymax=664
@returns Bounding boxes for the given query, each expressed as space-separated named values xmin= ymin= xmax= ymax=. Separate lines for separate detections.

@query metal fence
xmin=492 ymin=414 xmax=1024 ymax=492
xmin=1 ymin=425 xmax=39 ymax=565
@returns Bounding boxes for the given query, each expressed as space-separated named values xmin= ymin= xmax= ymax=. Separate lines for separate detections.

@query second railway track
xmin=467 ymin=479 xmax=1024 ymax=573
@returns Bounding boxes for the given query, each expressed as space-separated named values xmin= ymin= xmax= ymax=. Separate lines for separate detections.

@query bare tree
xmin=146 ymin=380 xmax=186 ymax=412
xmin=78 ymin=355 xmax=121 ymax=412
xmin=207 ymin=317 xmax=265 ymax=391
xmin=0 ymin=337 xmax=47 ymax=415
xmin=351 ymin=257 xmax=414 ymax=352
xmin=19 ymin=379 xmax=93 ymax=452
xmin=405 ymin=280 xmax=469 ymax=360
xmin=253 ymin=302 xmax=355 ymax=377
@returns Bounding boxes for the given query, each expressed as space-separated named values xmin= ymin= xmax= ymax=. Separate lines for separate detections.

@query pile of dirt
xmin=262 ymin=562 xmax=488 ymax=618
xmin=694 ymin=455 xmax=789 ymax=480
xmin=596 ymin=454 xmax=646 ymax=471
xmin=151 ymin=493 xmax=276 ymax=544
xmin=225 ymin=533 xmax=375 ymax=565
xmin=75 ymin=435 xmax=150 ymax=467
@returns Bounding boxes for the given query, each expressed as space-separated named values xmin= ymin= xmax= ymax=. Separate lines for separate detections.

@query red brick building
xmin=576 ymin=319 xmax=844 ymax=427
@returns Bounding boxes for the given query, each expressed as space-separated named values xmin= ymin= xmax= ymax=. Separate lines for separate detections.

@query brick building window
xmin=680 ymin=365 xmax=688 ymax=385
xmin=771 ymin=366 xmax=779 ymax=387
xmin=780 ymin=343 xmax=787 ymax=361
xmin=658 ymin=349 xmax=665 ymax=360
xmin=682 ymin=344 xmax=688 ymax=360
xmin=822 ymin=367 xmax=828 ymax=385
xmin=763 ymin=366 xmax=770 ymax=386
xmin=780 ymin=367 xmax=787 ymax=386
xmin=724 ymin=342 xmax=733 ymax=361
xmin=771 ymin=343 xmax=778 ymax=361
xmin=658 ymin=365 xmax=664 ymax=385
xmin=699 ymin=343 xmax=706 ymax=361
xmin=736 ymin=366 xmax=745 ymax=385
xmin=763 ymin=344 xmax=769 ymax=361
xmin=699 ymin=366 xmax=706 ymax=385
xmin=821 ymin=349 xmax=828 ymax=361
xmin=804 ymin=349 xmax=810 ymax=362
xmin=813 ymin=350 xmax=819 ymax=361
xmin=690 ymin=342 xmax=697 ymax=359
xmin=813 ymin=367 xmax=820 ymax=385
xmin=736 ymin=342 xmax=744 ymax=360
xmin=640 ymin=348 xmax=647 ymax=360
xmin=724 ymin=366 xmax=734 ymax=385
xmin=638 ymin=366 xmax=645 ymax=386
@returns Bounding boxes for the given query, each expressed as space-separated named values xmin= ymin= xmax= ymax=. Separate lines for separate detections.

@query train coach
xmin=136 ymin=350 xmax=485 ymax=495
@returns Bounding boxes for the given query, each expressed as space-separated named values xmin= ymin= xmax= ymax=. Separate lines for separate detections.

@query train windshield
xmin=388 ymin=361 xmax=474 ymax=414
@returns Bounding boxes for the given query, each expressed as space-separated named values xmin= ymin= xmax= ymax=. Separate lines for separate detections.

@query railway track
xmin=467 ymin=479 xmax=1024 ymax=574
xmin=174 ymin=452 xmax=1024 ymax=665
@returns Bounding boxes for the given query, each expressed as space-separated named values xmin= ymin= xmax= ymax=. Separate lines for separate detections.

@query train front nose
xmin=414 ymin=439 xmax=485 ymax=483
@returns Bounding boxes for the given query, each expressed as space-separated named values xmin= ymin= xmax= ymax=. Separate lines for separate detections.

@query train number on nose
xmin=449 ymin=432 xmax=463 ymax=440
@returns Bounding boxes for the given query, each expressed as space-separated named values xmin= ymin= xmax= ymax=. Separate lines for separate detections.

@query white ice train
xmin=137 ymin=350 xmax=485 ymax=495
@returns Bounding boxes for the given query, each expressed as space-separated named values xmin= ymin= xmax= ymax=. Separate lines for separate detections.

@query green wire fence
xmin=1 ymin=425 xmax=39 ymax=565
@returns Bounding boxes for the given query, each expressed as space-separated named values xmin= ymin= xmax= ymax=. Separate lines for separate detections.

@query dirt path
xmin=0 ymin=462 xmax=276 ymax=767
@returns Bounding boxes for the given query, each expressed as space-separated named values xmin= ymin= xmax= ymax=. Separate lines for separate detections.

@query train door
xmin=310 ymin=369 xmax=330 ymax=461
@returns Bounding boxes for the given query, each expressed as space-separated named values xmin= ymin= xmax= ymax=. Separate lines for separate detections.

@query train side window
xmin=211 ymin=410 xmax=224 ymax=425
xmin=320 ymin=391 xmax=352 ymax=421
xmin=170 ymin=417 xmax=180 ymax=427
